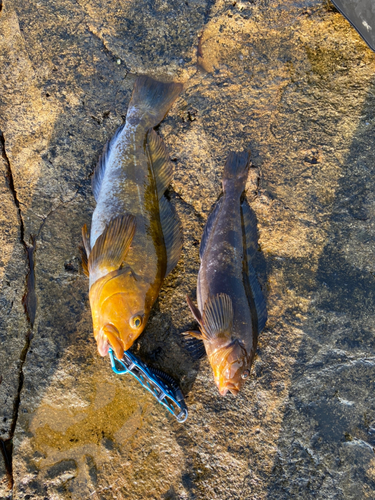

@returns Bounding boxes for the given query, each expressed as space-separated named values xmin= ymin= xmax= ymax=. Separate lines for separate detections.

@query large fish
xmin=80 ymin=76 xmax=183 ymax=360
xmin=183 ymin=152 xmax=267 ymax=396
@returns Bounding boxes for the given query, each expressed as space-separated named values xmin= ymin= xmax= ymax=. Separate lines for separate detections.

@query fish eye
xmin=241 ymin=369 xmax=250 ymax=380
xmin=130 ymin=315 xmax=142 ymax=329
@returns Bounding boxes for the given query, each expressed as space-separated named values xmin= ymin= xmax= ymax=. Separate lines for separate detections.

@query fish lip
xmin=218 ymin=386 xmax=229 ymax=396
xmin=97 ymin=332 xmax=110 ymax=357
xmin=217 ymin=383 xmax=240 ymax=397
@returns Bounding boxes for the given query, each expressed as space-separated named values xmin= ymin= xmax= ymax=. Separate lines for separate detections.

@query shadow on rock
xmin=267 ymin=77 xmax=375 ymax=500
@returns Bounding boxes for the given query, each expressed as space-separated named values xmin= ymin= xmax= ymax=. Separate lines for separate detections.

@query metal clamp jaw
xmin=108 ymin=348 xmax=188 ymax=423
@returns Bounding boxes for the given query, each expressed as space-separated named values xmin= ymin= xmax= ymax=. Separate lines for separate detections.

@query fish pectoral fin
xmin=79 ymin=223 xmax=91 ymax=277
xmin=82 ymin=223 xmax=91 ymax=256
xmin=88 ymin=214 xmax=136 ymax=275
xmin=79 ymin=244 xmax=89 ymax=277
xmin=181 ymin=332 xmax=207 ymax=361
xmin=146 ymin=129 xmax=173 ymax=199
xmin=186 ymin=295 xmax=203 ymax=324
xmin=203 ymin=293 xmax=233 ymax=340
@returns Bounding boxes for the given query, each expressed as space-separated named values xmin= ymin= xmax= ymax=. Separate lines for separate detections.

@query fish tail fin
xmin=222 ymin=151 xmax=250 ymax=195
xmin=128 ymin=76 xmax=183 ymax=128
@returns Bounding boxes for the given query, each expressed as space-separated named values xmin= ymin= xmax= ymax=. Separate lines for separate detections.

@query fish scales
xmin=82 ymin=76 xmax=183 ymax=360
xmin=184 ymin=151 xmax=267 ymax=396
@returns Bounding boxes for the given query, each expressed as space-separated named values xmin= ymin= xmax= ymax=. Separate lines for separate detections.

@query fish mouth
xmin=218 ymin=384 xmax=240 ymax=397
xmin=97 ymin=330 xmax=110 ymax=357
xmin=97 ymin=324 xmax=124 ymax=359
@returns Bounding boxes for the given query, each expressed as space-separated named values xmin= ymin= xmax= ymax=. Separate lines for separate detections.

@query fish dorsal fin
xmin=203 ymin=293 xmax=233 ymax=340
xmin=245 ymin=264 xmax=267 ymax=334
xmin=88 ymin=214 xmax=136 ymax=275
xmin=241 ymin=200 xmax=258 ymax=261
xmin=146 ymin=129 xmax=173 ymax=199
xmin=199 ymin=197 xmax=223 ymax=260
xmin=159 ymin=196 xmax=182 ymax=276
xmin=241 ymin=200 xmax=267 ymax=333
xmin=92 ymin=123 xmax=125 ymax=202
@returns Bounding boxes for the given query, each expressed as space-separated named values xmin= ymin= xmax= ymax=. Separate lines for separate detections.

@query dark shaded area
xmin=332 ymin=0 xmax=375 ymax=52
xmin=267 ymin=78 xmax=375 ymax=499
xmin=21 ymin=237 xmax=37 ymax=328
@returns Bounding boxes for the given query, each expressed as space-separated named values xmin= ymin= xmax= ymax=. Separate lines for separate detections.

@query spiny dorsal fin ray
xmin=241 ymin=200 xmax=258 ymax=262
xmin=146 ymin=129 xmax=173 ymax=199
xmin=203 ymin=293 xmax=233 ymax=340
xmin=199 ymin=197 xmax=223 ymax=260
xmin=88 ymin=214 xmax=136 ymax=275
xmin=159 ymin=196 xmax=182 ymax=276
xmin=92 ymin=123 xmax=125 ymax=202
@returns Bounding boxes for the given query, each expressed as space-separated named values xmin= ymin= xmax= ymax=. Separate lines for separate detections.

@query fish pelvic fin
xmin=88 ymin=214 xmax=136 ymax=276
xmin=222 ymin=151 xmax=250 ymax=195
xmin=203 ymin=293 xmax=233 ymax=340
xmin=128 ymin=76 xmax=183 ymax=128
xmin=146 ymin=129 xmax=173 ymax=199
xmin=181 ymin=332 xmax=207 ymax=360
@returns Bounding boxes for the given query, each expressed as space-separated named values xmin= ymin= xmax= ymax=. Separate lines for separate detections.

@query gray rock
xmin=1 ymin=0 xmax=375 ymax=498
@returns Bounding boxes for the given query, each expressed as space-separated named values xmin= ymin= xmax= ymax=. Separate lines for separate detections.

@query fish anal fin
xmin=159 ymin=196 xmax=182 ymax=276
xmin=146 ymin=129 xmax=173 ymax=199
xmin=203 ymin=293 xmax=233 ymax=340
xmin=199 ymin=197 xmax=223 ymax=260
xmin=88 ymin=214 xmax=136 ymax=275
xmin=92 ymin=123 xmax=125 ymax=202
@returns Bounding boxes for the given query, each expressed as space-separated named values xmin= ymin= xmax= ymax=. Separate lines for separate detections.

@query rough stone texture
xmin=1 ymin=0 xmax=375 ymax=498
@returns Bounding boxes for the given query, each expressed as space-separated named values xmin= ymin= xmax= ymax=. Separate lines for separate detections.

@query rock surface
xmin=1 ymin=0 xmax=375 ymax=498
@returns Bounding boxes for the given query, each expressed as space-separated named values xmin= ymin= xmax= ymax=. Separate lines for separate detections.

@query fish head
xmin=209 ymin=339 xmax=250 ymax=396
xmin=90 ymin=268 xmax=149 ymax=359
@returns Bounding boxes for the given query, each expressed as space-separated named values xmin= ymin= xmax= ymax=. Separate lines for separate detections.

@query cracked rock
xmin=1 ymin=0 xmax=375 ymax=499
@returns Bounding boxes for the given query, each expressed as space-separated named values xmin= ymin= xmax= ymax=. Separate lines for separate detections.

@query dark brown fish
xmin=183 ymin=152 xmax=267 ymax=396
xmin=80 ymin=76 xmax=183 ymax=360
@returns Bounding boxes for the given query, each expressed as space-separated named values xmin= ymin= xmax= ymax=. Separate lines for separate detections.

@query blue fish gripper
xmin=108 ymin=348 xmax=188 ymax=423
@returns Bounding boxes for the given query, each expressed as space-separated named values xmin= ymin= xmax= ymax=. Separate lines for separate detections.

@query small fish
xmin=183 ymin=152 xmax=267 ymax=396
xmin=80 ymin=76 xmax=183 ymax=360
